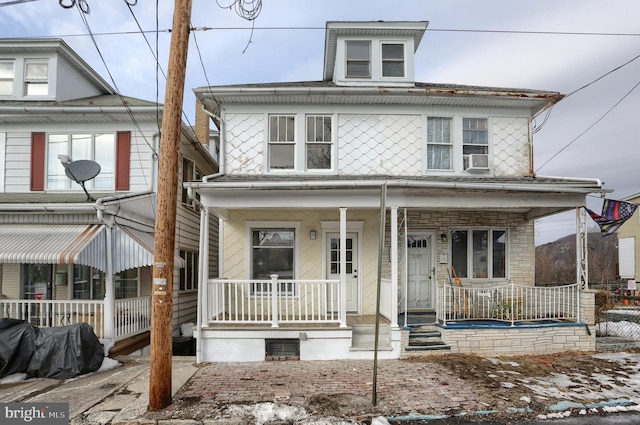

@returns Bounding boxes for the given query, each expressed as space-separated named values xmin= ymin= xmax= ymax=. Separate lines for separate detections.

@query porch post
xmin=103 ymin=225 xmax=115 ymax=346
xmin=390 ymin=207 xmax=399 ymax=327
xmin=196 ymin=207 xmax=209 ymax=363
xmin=339 ymin=207 xmax=347 ymax=328
xmin=270 ymin=274 xmax=279 ymax=327
xmin=576 ymin=207 xmax=589 ymax=289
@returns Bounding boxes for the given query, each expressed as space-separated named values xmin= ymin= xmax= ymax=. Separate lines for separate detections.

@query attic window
xmin=346 ymin=40 xmax=370 ymax=78
xmin=0 ymin=60 xmax=13 ymax=95
xmin=382 ymin=43 xmax=404 ymax=77
xmin=24 ymin=60 xmax=48 ymax=96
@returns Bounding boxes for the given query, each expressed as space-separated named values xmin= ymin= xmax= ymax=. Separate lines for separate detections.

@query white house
xmin=0 ymin=38 xmax=218 ymax=356
xmin=188 ymin=21 xmax=604 ymax=362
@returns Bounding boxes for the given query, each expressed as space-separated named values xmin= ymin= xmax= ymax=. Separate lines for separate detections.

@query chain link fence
xmin=594 ymin=288 xmax=640 ymax=340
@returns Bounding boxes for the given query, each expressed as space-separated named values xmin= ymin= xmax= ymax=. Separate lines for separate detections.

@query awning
xmin=0 ymin=224 xmax=104 ymax=265
xmin=0 ymin=224 xmax=184 ymax=273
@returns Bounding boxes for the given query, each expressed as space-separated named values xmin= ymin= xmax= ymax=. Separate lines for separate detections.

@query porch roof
xmin=188 ymin=174 xmax=607 ymax=221
xmin=0 ymin=223 xmax=183 ymax=273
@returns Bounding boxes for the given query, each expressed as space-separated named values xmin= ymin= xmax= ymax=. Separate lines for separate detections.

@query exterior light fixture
xmin=309 ymin=230 xmax=317 ymax=240
xmin=441 ymin=233 xmax=448 ymax=243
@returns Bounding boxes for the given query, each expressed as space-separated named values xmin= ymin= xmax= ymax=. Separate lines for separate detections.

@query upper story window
xmin=306 ymin=115 xmax=332 ymax=170
xmin=47 ymin=133 xmax=115 ymax=190
xmin=346 ymin=41 xmax=371 ymax=78
xmin=24 ymin=60 xmax=48 ymax=96
xmin=268 ymin=114 xmax=334 ymax=172
xmin=269 ymin=115 xmax=295 ymax=170
xmin=426 ymin=117 xmax=452 ymax=170
xmin=463 ymin=118 xmax=488 ymax=169
xmin=381 ymin=43 xmax=404 ymax=77
xmin=0 ymin=60 xmax=14 ymax=95
xmin=451 ymin=229 xmax=507 ymax=279
xmin=181 ymin=157 xmax=202 ymax=205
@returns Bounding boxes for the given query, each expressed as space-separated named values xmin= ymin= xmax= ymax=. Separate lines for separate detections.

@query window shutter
xmin=115 ymin=131 xmax=130 ymax=191
xmin=30 ymin=132 xmax=45 ymax=191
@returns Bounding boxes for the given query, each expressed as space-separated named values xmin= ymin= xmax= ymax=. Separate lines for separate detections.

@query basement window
xmin=265 ymin=339 xmax=300 ymax=360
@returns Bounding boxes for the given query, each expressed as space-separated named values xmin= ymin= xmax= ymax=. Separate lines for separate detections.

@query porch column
xmin=197 ymin=207 xmax=210 ymax=353
xmin=103 ymin=225 xmax=115 ymax=345
xmin=576 ymin=207 xmax=589 ymax=289
xmin=340 ymin=207 xmax=347 ymax=328
xmin=390 ymin=207 xmax=399 ymax=327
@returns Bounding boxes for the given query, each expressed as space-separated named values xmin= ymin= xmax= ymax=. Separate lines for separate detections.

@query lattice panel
xmin=225 ymin=113 xmax=264 ymax=174
xmin=338 ymin=114 xmax=422 ymax=175
xmin=492 ymin=117 xmax=529 ymax=176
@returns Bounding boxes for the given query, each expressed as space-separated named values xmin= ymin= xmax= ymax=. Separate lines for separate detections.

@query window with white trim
xmin=346 ymin=40 xmax=371 ymax=78
xmin=47 ymin=133 xmax=115 ymax=190
xmin=268 ymin=115 xmax=295 ymax=170
xmin=426 ymin=117 xmax=452 ymax=170
xmin=306 ymin=115 xmax=332 ymax=170
xmin=251 ymin=228 xmax=295 ymax=293
xmin=181 ymin=157 xmax=201 ymax=206
xmin=24 ymin=60 xmax=48 ymax=96
xmin=73 ymin=265 xmax=105 ymax=300
xmin=0 ymin=60 xmax=14 ymax=96
xmin=179 ymin=250 xmax=199 ymax=291
xmin=451 ymin=229 xmax=507 ymax=279
xmin=381 ymin=43 xmax=404 ymax=77
xmin=462 ymin=118 xmax=488 ymax=169
xmin=115 ymin=268 xmax=138 ymax=299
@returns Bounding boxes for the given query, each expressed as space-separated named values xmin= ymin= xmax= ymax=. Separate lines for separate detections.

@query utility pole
xmin=149 ymin=0 xmax=192 ymax=411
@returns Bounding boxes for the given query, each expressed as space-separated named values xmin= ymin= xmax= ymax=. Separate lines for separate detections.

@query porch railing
xmin=0 ymin=297 xmax=152 ymax=340
xmin=437 ymin=283 xmax=579 ymax=326
xmin=206 ymin=276 xmax=342 ymax=327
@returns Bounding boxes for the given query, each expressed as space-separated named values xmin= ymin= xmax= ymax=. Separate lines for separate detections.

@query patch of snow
xmin=519 ymin=396 xmax=531 ymax=403
xmin=501 ymin=382 xmax=516 ymax=388
xmin=486 ymin=358 xmax=519 ymax=367
xmin=0 ymin=373 xmax=27 ymax=384
xmin=97 ymin=357 xmax=121 ymax=373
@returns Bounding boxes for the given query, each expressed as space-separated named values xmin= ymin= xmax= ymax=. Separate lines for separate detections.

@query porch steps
xmin=404 ymin=325 xmax=450 ymax=356
xmin=350 ymin=324 xmax=392 ymax=351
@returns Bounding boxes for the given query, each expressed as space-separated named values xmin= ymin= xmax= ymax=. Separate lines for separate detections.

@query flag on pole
xmin=586 ymin=199 xmax=638 ymax=236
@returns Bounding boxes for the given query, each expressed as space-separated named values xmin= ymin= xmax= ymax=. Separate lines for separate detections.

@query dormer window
xmin=0 ymin=60 xmax=13 ymax=95
xmin=346 ymin=41 xmax=370 ymax=78
xmin=382 ymin=43 xmax=404 ymax=77
xmin=24 ymin=60 xmax=48 ymax=96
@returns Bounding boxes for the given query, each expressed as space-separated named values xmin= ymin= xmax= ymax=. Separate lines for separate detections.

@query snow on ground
xmin=0 ymin=357 xmax=120 ymax=385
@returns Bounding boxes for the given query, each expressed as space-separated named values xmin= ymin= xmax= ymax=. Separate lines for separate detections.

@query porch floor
xmin=205 ymin=314 xmax=390 ymax=329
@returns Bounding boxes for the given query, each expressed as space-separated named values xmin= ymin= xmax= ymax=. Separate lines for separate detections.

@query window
xmin=451 ymin=229 xmax=506 ymax=279
xmin=426 ymin=117 xmax=452 ymax=170
xmin=24 ymin=60 xmax=48 ymax=96
xmin=181 ymin=157 xmax=201 ymax=205
xmin=21 ymin=264 xmax=52 ymax=300
xmin=462 ymin=118 xmax=488 ymax=169
xmin=251 ymin=229 xmax=295 ymax=293
xmin=73 ymin=265 xmax=104 ymax=300
xmin=0 ymin=60 xmax=14 ymax=96
xmin=115 ymin=268 xmax=138 ymax=299
xmin=306 ymin=115 xmax=332 ymax=170
xmin=382 ymin=43 xmax=404 ymax=77
xmin=346 ymin=40 xmax=370 ymax=78
xmin=46 ymin=133 xmax=115 ymax=190
xmin=179 ymin=250 xmax=199 ymax=291
xmin=269 ymin=115 xmax=295 ymax=170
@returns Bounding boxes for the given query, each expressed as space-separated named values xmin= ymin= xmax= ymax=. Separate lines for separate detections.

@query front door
xmin=327 ymin=232 xmax=359 ymax=313
xmin=407 ymin=234 xmax=434 ymax=309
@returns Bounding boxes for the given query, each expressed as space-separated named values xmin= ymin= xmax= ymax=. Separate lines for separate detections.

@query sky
xmin=2 ymin=0 xmax=640 ymax=245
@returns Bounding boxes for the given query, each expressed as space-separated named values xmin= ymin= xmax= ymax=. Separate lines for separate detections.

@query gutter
xmin=0 ymin=106 xmax=160 ymax=114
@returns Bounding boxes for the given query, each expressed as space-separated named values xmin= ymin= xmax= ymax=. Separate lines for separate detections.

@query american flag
xmin=587 ymin=199 xmax=638 ymax=237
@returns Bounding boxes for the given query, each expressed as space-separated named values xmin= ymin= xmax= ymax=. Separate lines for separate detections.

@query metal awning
xmin=0 ymin=224 xmax=184 ymax=273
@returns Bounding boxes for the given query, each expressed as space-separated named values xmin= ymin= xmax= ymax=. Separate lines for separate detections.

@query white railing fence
xmin=438 ymin=283 xmax=579 ymax=325
xmin=207 ymin=277 xmax=342 ymax=327
xmin=0 ymin=297 xmax=152 ymax=341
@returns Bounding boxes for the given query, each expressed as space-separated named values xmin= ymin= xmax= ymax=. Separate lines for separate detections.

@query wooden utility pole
xmin=149 ymin=0 xmax=192 ymax=411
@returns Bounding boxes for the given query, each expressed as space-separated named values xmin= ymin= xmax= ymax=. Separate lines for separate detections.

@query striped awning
xmin=0 ymin=224 xmax=184 ymax=273
xmin=0 ymin=224 xmax=104 ymax=265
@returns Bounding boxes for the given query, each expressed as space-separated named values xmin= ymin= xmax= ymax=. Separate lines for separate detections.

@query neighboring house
xmin=617 ymin=193 xmax=640 ymax=282
xmin=0 ymin=39 xmax=218 ymax=356
xmin=188 ymin=21 xmax=604 ymax=362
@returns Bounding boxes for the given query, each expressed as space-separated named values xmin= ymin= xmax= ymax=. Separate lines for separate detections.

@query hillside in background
xmin=535 ymin=232 xmax=618 ymax=285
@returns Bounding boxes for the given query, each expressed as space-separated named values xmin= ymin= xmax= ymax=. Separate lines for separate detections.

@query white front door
xmin=327 ymin=232 xmax=359 ymax=313
xmin=407 ymin=234 xmax=434 ymax=309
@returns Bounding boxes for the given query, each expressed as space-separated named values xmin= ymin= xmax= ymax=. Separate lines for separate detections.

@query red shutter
xmin=30 ymin=132 xmax=45 ymax=191
xmin=115 ymin=131 xmax=130 ymax=191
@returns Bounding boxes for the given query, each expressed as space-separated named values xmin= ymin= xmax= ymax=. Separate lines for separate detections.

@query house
xmin=188 ymin=21 xmax=604 ymax=362
xmin=616 ymin=193 xmax=640 ymax=282
xmin=0 ymin=38 xmax=218 ymax=356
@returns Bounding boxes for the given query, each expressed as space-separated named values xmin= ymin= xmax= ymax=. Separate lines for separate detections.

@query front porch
xmin=0 ymin=296 xmax=151 ymax=347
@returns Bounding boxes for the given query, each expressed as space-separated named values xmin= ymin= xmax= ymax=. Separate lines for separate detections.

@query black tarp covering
xmin=0 ymin=319 xmax=104 ymax=379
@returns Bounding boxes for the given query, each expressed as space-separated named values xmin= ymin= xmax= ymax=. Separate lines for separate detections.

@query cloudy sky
xmin=2 ymin=0 xmax=640 ymax=245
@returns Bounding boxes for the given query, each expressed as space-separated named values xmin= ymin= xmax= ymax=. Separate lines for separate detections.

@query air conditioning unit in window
xmin=465 ymin=154 xmax=490 ymax=172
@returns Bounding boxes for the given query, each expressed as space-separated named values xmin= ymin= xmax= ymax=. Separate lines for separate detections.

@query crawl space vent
xmin=265 ymin=339 xmax=300 ymax=359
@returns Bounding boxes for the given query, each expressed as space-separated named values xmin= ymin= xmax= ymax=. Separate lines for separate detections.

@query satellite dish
xmin=63 ymin=159 xmax=101 ymax=202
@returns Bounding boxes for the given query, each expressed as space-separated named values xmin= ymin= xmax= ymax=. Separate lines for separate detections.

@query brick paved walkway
xmin=177 ymin=359 xmax=484 ymax=417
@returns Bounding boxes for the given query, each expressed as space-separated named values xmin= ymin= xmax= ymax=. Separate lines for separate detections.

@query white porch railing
xmin=437 ymin=283 xmax=579 ymax=326
xmin=0 ymin=297 xmax=151 ymax=340
xmin=206 ymin=277 xmax=342 ymax=327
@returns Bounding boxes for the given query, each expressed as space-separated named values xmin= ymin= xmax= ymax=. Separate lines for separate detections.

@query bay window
xmin=451 ymin=229 xmax=507 ymax=279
